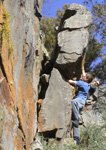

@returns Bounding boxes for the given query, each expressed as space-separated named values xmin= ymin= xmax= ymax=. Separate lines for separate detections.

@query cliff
xmin=0 ymin=0 xmax=44 ymax=149
xmin=0 ymin=1 xmax=105 ymax=150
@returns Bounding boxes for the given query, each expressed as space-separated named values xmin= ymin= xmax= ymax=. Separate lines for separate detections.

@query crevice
xmin=38 ymin=54 xmax=54 ymax=100
xmin=61 ymin=9 xmax=77 ymax=23
xmin=39 ymin=129 xmax=57 ymax=139
xmin=0 ymin=55 xmax=8 ymax=82
xmin=34 ymin=1 xmax=42 ymax=20
xmin=59 ymin=9 xmax=77 ymax=31
xmin=59 ymin=26 xmax=89 ymax=33
xmin=37 ymin=54 xmax=54 ymax=127
xmin=58 ymin=51 xmax=83 ymax=55
xmin=17 ymin=107 xmax=26 ymax=142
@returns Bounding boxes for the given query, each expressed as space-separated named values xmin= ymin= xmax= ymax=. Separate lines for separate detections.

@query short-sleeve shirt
xmin=75 ymin=81 xmax=90 ymax=101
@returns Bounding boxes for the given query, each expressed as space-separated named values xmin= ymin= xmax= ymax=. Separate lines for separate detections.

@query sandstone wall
xmin=0 ymin=0 xmax=43 ymax=150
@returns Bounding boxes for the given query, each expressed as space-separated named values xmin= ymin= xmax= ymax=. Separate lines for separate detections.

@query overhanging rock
xmin=57 ymin=29 xmax=89 ymax=64
xmin=54 ymin=3 xmax=92 ymax=80
xmin=61 ymin=3 xmax=92 ymax=30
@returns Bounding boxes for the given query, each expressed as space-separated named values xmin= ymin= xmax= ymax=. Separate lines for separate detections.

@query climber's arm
xmin=68 ymin=80 xmax=76 ymax=86
xmin=82 ymin=54 xmax=86 ymax=77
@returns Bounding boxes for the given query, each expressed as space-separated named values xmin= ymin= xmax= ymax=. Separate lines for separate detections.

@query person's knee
xmin=72 ymin=100 xmax=77 ymax=109
xmin=71 ymin=100 xmax=75 ymax=106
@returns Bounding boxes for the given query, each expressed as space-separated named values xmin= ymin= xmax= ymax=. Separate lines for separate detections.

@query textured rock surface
xmin=81 ymin=86 xmax=106 ymax=126
xmin=1 ymin=1 xmax=103 ymax=148
xmin=98 ymin=86 xmax=106 ymax=104
xmin=57 ymin=29 xmax=89 ymax=64
xmin=38 ymin=68 xmax=72 ymax=138
xmin=62 ymin=3 xmax=92 ymax=29
xmin=0 ymin=0 xmax=43 ymax=149
xmin=38 ymin=3 xmax=92 ymax=138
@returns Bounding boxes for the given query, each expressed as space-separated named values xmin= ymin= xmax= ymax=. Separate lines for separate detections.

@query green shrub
xmin=79 ymin=123 xmax=106 ymax=150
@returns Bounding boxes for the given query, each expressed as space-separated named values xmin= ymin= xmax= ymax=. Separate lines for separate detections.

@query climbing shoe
xmin=74 ymin=137 xmax=80 ymax=145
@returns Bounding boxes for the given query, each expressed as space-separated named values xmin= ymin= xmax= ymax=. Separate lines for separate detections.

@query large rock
xmin=61 ymin=3 xmax=92 ymax=29
xmin=57 ymin=29 xmax=89 ymax=64
xmin=54 ymin=3 xmax=92 ymax=80
xmin=98 ymin=86 xmax=106 ymax=104
xmin=38 ymin=68 xmax=72 ymax=138
xmin=38 ymin=4 xmax=92 ymax=139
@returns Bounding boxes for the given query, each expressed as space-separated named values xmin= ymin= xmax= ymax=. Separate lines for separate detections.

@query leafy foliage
xmin=85 ymin=37 xmax=103 ymax=72
xmin=40 ymin=16 xmax=56 ymax=54
xmin=93 ymin=58 xmax=106 ymax=84
xmin=83 ymin=0 xmax=106 ymax=83
xmin=40 ymin=4 xmax=69 ymax=55
xmin=80 ymin=124 xmax=106 ymax=150
xmin=40 ymin=123 xmax=106 ymax=150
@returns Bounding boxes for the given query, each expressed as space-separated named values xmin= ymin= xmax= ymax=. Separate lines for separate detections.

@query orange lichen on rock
xmin=37 ymin=101 xmax=46 ymax=132
xmin=17 ymin=41 xmax=36 ymax=149
xmin=14 ymin=128 xmax=25 ymax=150
xmin=0 ymin=3 xmax=3 ymax=25
xmin=0 ymin=5 xmax=16 ymax=109
xmin=24 ymin=77 xmax=36 ymax=148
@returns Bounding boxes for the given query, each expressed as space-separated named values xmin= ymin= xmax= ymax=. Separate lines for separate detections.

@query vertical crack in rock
xmin=24 ymin=44 xmax=34 ymax=83
xmin=17 ymin=107 xmax=26 ymax=149
xmin=0 ymin=55 xmax=8 ymax=81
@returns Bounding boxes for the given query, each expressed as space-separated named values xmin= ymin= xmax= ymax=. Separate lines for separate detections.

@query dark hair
xmin=94 ymin=80 xmax=100 ymax=86
xmin=86 ymin=73 xmax=94 ymax=83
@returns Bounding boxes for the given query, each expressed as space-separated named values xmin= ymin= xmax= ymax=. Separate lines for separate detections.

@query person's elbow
xmin=68 ymin=80 xmax=76 ymax=86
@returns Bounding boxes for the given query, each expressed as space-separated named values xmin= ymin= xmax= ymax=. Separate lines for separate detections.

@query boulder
xmin=61 ymin=3 xmax=92 ymax=29
xmin=38 ymin=3 xmax=92 ymax=139
xmin=38 ymin=68 xmax=72 ymax=138
xmin=56 ymin=29 xmax=89 ymax=64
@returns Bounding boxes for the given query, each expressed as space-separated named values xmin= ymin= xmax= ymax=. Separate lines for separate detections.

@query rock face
xmin=38 ymin=4 xmax=92 ymax=139
xmin=81 ymin=86 xmax=106 ymax=127
xmin=0 ymin=0 xmax=44 ymax=150
xmin=61 ymin=4 xmax=92 ymax=29
xmin=1 ymin=1 xmax=103 ymax=149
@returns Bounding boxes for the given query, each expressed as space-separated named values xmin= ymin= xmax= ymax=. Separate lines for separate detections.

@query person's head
xmin=93 ymin=80 xmax=100 ymax=86
xmin=82 ymin=73 xmax=94 ymax=83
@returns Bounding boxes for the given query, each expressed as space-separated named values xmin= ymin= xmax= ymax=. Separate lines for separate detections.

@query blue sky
xmin=41 ymin=0 xmax=104 ymax=17
xmin=41 ymin=0 xmax=84 ymax=17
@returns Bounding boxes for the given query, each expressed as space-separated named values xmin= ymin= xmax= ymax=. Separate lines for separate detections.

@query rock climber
xmin=81 ymin=59 xmax=100 ymax=102
xmin=68 ymin=73 xmax=94 ymax=144
xmin=79 ymin=56 xmax=100 ymax=123
xmin=78 ymin=79 xmax=100 ymax=125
